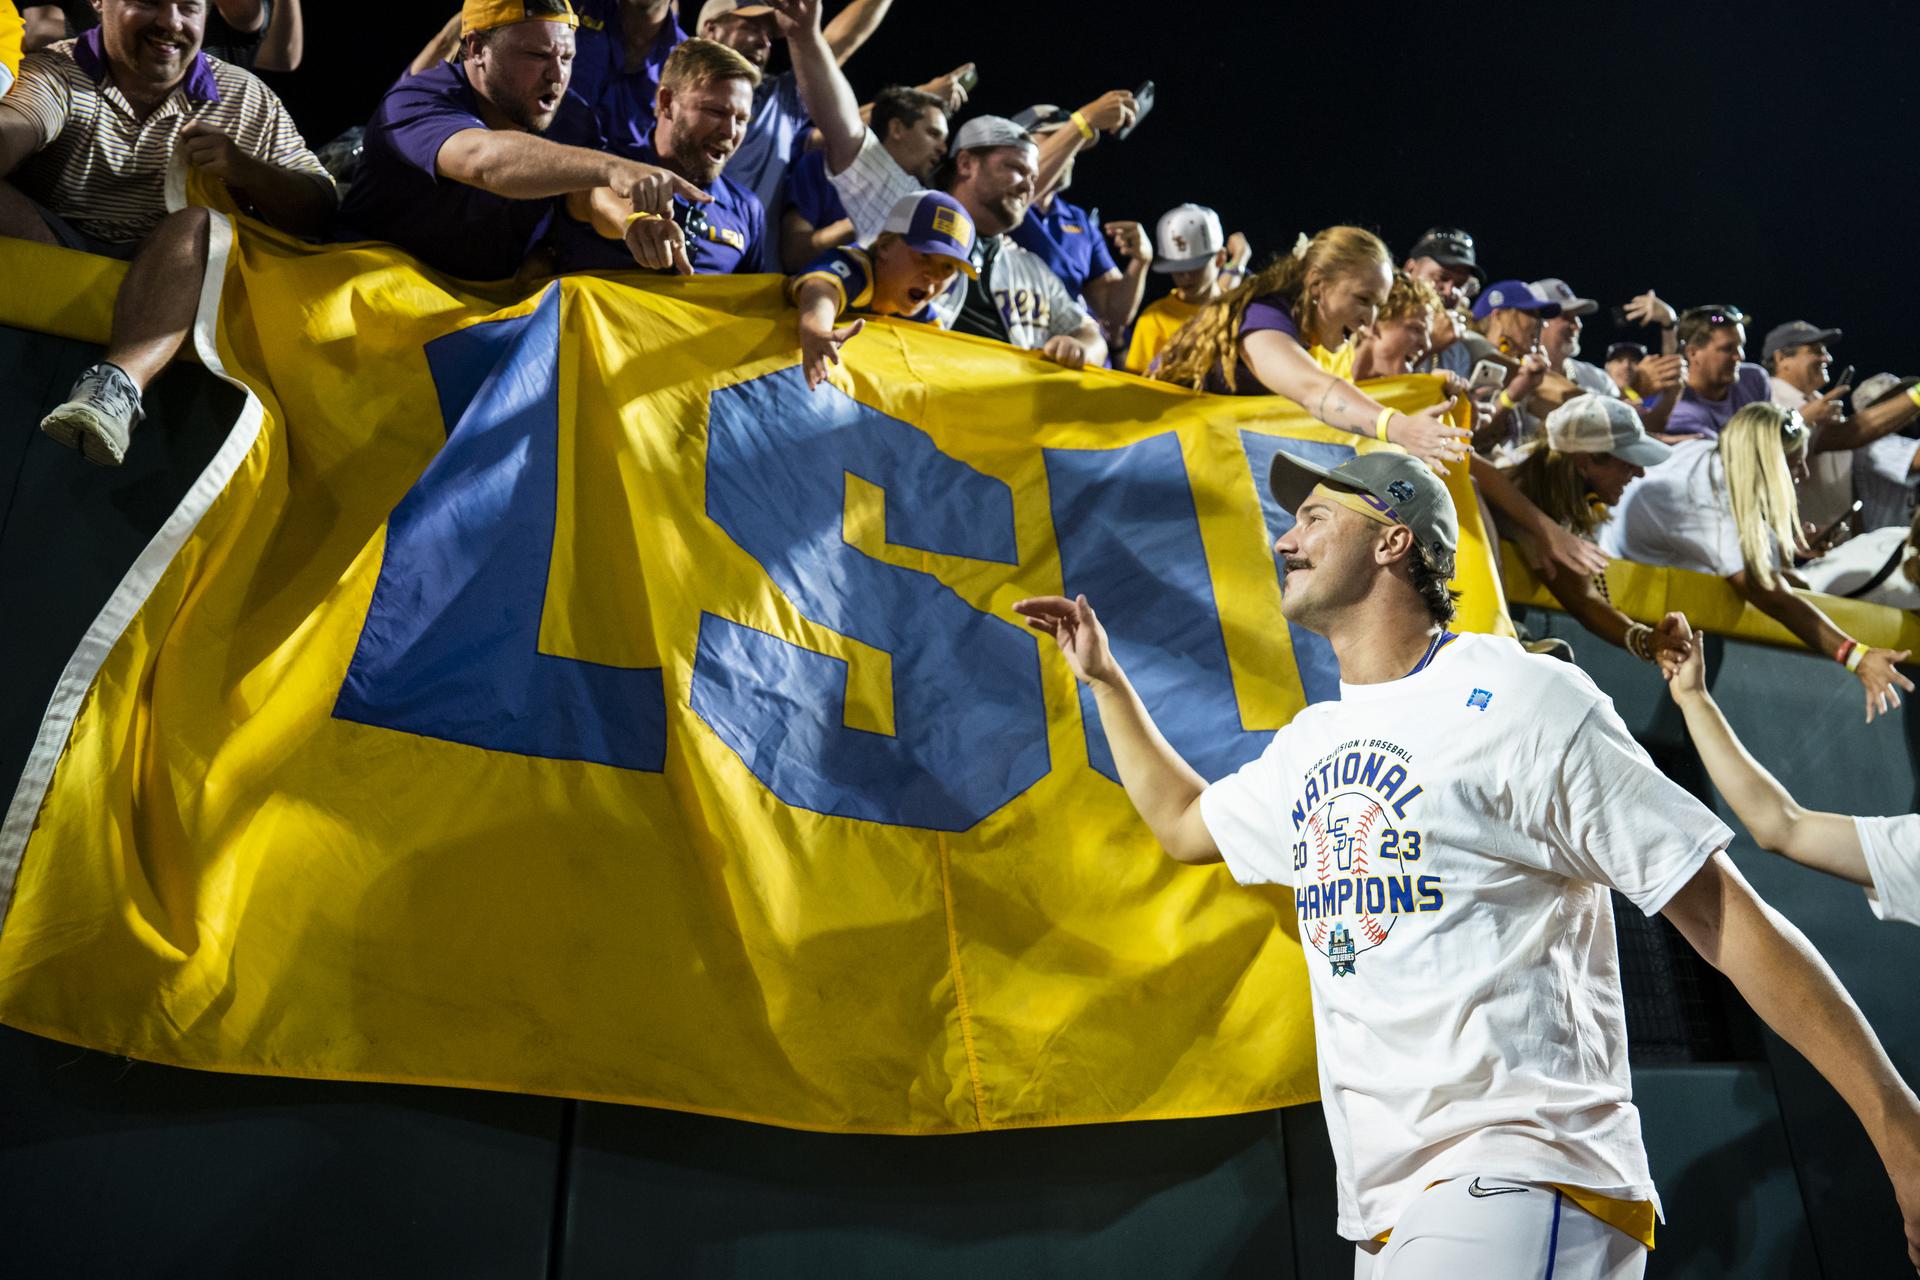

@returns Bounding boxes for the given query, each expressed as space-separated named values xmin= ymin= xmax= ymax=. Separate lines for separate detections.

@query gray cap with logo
xmin=1268 ymin=449 xmax=1458 ymax=566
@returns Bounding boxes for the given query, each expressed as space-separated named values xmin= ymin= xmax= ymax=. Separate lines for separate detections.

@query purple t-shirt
xmin=547 ymin=140 xmax=774 ymax=276
xmin=785 ymin=146 xmax=849 ymax=231
xmin=1661 ymin=362 xmax=1772 ymax=439
xmin=1204 ymin=293 xmax=1300 ymax=394
xmin=339 ymin=62 xmax=602 ymax=281
xmin=568 ymin=0 xmax=686 ymax=158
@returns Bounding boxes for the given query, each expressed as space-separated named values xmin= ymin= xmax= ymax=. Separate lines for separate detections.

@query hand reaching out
xmin=799 ymin=316 xmax=864 ymax=390
xmin=1388 ymin=397 xmax=1470 ymax=472
xmin=1013 ymin=594 xmax=1119 ymax=686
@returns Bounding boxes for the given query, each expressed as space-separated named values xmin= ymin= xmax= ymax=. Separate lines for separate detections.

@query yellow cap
xmin=460 ymin=0 xmax=579 ymax=37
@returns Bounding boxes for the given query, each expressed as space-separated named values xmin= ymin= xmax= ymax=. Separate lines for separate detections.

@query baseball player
xmin=1014 ymin=450 xmax=1920 ymax=1277
xmin=1663 ymin=614 xmax=1919 ymax=927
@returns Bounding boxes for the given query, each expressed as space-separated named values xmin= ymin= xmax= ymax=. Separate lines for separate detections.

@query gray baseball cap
xmin=948 ymin=115 xmax=1034 ymax=155
xmin=1760 ymin=320 xmax=1842 ymax=362
xmin=1268 ymin=449 xmax=1458 ymax=564
xmin=1854 ymin=372 xmax=1920 ymax=409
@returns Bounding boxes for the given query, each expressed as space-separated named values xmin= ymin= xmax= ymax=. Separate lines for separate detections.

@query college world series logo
xmin=1291 ymin=744 xmax=1445 ymax=976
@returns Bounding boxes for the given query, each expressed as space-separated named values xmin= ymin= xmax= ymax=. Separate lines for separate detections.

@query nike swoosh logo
xmin=1467 ymin=1178 xmax=1532 ymax=1198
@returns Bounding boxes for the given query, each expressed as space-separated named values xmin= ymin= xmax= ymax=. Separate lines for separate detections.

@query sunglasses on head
xmin=670 ymin=198 xmax=711 ymax=269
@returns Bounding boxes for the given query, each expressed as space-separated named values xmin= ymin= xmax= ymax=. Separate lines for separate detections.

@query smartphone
xmin=956 ymin=64 xmax=979 ymax=93
xmin=1832 ymin=364 xmax=1855 ymax=390
xmin=1115 ymin=80 xmax=1155 ymax=141
xmin=1808 ymin=500 xmax=1864 ymax=556
xmin=1608 ymin=304 xmax=1635 ymax=327
xmin=1468 ymin=359 xmax=1508 ymax=396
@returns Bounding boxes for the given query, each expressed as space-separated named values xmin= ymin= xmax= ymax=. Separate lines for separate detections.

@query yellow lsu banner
xmin=0 ymin=222 xmax=1504 ymax=1133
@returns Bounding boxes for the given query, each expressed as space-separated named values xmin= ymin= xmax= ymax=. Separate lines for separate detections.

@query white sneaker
xmin=41 ymin=363 xmax=145 ymax=466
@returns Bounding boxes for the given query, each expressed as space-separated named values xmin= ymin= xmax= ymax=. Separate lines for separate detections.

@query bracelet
xmin=1907 ymin=384 xmax=1920 ymax=409
xmin=1625 ymin=622 xmax=1654 ymax=662
xmin=1496 ymin=389 xmax=1519 ymax=411
xmin=1374 ymin=407 xmax=1395 ymax=441
xmin=1069 ymin=110 xmax=1096 ymax=142
xmin=1835 ymin=639 xmax=1856 ymax=666
xmin=624 ymin=211 xmax=662 ymax=229
xmin=1847 ymin=644 xmax=1870 ymax=673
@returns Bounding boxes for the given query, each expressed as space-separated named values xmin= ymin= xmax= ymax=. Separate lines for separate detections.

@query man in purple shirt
xmin=1661 ymin=304 xmax=1772 ymax=440
xmin=340 ymin=0 xmax=700 ymax=282
xmin=550 ymin=36 xmax=772 ymax=274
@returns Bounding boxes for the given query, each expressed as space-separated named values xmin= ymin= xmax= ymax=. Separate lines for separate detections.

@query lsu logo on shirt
xmin=1288 ymin=740 xmax=1443 ymax=976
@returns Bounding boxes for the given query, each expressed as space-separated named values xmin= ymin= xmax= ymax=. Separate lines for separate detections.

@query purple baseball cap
xmin=881 ymin=191 xmax=979 ymax=277
xmin=1472 ymin=279 xmax=1562 ymax=321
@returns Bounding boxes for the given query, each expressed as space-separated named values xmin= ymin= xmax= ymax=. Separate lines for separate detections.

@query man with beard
xmin=552 ymin=35 xmax=773 ymax=273
xmin=2 ymin=0 xmax=336 ymax=465
xmin=340 ymin=0 xmax=700 ymax=282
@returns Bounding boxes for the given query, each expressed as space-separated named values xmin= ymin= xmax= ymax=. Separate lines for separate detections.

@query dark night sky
xmin=274 ymin=0 xmax=1917 ymax=382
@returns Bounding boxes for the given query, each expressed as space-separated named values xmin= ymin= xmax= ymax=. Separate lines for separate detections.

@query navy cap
xmin=881 ymin=191 xmax=978 ymax=277
xmin=1472 ymin=279 xmax=1562 ymax=321
xmin=1011 ymin=104 xmax=1068 ymax=133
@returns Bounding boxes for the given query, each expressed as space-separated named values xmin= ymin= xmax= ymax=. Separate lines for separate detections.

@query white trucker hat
xmin=1152 ymin=203 xmax=1224 ymax=274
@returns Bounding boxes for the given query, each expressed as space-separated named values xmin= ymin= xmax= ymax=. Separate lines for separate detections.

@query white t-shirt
xmin=1603 ymin=438 xmax=1749 ymax=576
xmin=1857 ymin=814 xmax=1920 ymax=926
xmin=1199 ymin=633 xmax=1730 ymax=1242
xmin=828 ymin=128 xmax=916 ymax=247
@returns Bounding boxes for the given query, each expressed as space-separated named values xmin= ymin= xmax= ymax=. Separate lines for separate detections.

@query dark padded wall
xmin=0 ymin=328 xmax=1908 ymax=1276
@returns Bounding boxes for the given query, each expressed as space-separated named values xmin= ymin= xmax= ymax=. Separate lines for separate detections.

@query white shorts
xmin=1352 ymin=1177 xmax=1647 ymax=1280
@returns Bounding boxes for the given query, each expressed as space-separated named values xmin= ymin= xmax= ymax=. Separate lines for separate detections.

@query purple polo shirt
xmin=1010 ymin=196 xmax=1117 ymax=300
xmin=1661 ymin=362 xmax=1772 ymax=439
xmin=568 ymin=0 xmax=686 ymax=157
xmin=338 ymin=61 xmax=602 ymax=281
xmin=1204 ymin=293 xmax=1300 ymax=394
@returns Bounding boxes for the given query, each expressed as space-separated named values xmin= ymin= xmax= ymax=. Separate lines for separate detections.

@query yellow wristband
xmin=1497 ymin=389 xmax=1519 ymax=411
xmin=1069 ymin=110 xmax=1096 ymax=142
xmin=1906 ymin=384 xmax=1920 ymax=409
xmin=1847 ymin=644 xmax=1870 ymax=673
xmin=1374 ymin=407 xmax=1395 ymax=441
xmin=624 ymin=211 xmax=662 ymax=229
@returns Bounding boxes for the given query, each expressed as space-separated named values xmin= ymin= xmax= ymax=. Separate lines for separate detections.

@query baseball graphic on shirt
xmin=1304 ymin=790 xmax=1396 ymax=975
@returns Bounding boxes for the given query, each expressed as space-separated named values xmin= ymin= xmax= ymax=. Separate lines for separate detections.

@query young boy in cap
xmin=787 ymin=189 xmax=975 ymax=389
xmin=1014 ymin=446 xmax=1920 ymax=1278
xmin=1123 ymin=203 xmax=1248 ymax=375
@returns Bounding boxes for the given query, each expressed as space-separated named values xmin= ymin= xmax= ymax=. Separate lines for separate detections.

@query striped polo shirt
xmin=0 ymin=30 xmax=331 ymax=246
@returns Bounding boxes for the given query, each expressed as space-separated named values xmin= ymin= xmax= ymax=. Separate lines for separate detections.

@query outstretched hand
xmin=1389 ymin=397 xmax=1470 ymax=472
xmin=1857 ymin=647 xmax=1914 ymax=724
xmin=799 ymin=316 xmax=864 ymax=390
xmin=1013 ymin=594 xmax=1119 ymax=687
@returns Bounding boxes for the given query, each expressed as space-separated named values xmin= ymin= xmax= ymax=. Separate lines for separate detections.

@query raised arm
xmin=1661 ymin=619 xmax=1871 ymax=883
xmin=1663 ymin=851 xmax=1920 ymax=1270
xmin=1817 ymin=387 xmax=1920 ymax=452
xmin=1080 ymin=219 xmax=1150 ymax=342
xmin=769 ymin=0 xmax=863 ymax=174
xmin=253 ymin=0 xmax=304 ymax=72
xmin=1012 ymin=596 xmax=1219 ymax=864
xmin=409 ymin=13 xmax=463 ymax=76
xmin=820 ymin=0 xmax=890 ymax=63
xmin=1033 ymin=90 xmax=1133 ymax=202
xmin=437 ymin=130 xmax=706 ymax=207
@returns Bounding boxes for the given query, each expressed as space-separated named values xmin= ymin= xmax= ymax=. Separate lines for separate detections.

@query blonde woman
xmin=1609 ymin=402 xmax=1914 ymax=721
xmin=1154 ymin=226 xmax=1471 ymax=472
xmin=1499 ymin=395 xmax=1692 ymax=666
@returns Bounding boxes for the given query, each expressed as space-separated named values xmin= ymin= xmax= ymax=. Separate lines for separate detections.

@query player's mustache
xmin=1283 ymin=557 xmax=1313 ymax=572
